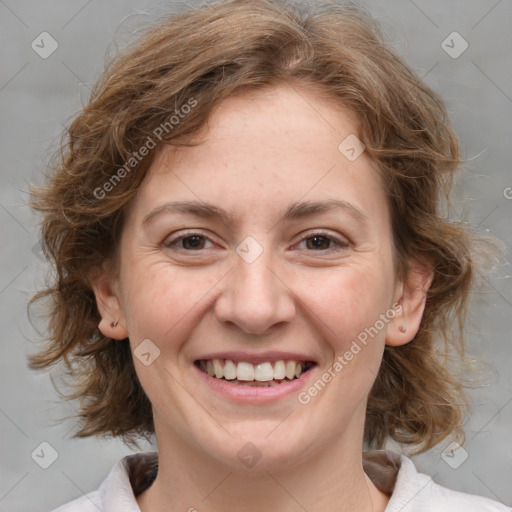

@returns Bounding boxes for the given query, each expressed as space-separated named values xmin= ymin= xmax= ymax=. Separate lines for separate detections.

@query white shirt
xmin=51 ymin=450 xmax=510 ymax=511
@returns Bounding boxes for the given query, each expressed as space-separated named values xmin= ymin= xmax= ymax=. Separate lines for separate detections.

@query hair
xmin=29 ymin=0 xmax=485 ymax=452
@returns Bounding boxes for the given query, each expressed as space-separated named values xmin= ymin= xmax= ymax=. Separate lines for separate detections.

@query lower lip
xmin=193 ymin=363 xmax=316 ymax=403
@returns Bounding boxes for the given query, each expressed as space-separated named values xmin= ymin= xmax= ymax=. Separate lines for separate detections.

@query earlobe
xmin=97 ymin=316 xmax=128 ymax=341
xmin=386 ymin=259 xmax=434 ymax=347
xmin=89 ymin=263 xmax=129 ymax=340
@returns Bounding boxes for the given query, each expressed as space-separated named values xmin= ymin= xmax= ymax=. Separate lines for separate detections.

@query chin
xmin=193 ymin=423 xmax=321 ymax=473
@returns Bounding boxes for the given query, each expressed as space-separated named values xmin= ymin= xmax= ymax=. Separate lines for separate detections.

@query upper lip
xmin=195 ymin=351 xmax=318 ymax=365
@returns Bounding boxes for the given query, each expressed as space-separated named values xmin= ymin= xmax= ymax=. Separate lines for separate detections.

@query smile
xmin=195 ymin=359 xmax=316 ymax=387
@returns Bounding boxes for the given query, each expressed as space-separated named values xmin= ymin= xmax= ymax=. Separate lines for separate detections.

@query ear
xmin=89 ymin=262 xmax=129 ymax=340
xmin=386 ymin=258 xmax=434 ymax=347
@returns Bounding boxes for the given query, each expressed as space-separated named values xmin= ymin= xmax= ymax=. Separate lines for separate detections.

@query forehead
xmin=130 ymin=83 xmax=387 ymax=229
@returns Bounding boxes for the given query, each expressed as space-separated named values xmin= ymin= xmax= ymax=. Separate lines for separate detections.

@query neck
xmin=137 ymin=425 xmax=389 ymax=512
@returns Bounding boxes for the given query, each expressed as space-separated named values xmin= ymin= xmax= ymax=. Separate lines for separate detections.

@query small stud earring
xmin=111 ymin=320 xmax=119 ymax=328
xmin=399 ymin=325 xmax=406 ymax=333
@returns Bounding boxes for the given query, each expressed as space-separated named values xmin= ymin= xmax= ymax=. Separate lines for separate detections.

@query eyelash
xmin=164 ymin=230 xmax=349 ymax=253
xmin=297 ymin=231 xmax=349 ymax=252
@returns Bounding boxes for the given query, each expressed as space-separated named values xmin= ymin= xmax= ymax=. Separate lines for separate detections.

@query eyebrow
xmin=142 ymin=199 xmax=369 ymax=227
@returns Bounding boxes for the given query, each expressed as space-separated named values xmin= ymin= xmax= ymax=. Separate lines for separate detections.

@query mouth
xmin=194 ymin=359 xmax=317 ymax=387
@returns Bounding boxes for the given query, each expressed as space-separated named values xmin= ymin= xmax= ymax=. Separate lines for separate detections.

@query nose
xmin=214 ymin=249 xmax=296 ymax=335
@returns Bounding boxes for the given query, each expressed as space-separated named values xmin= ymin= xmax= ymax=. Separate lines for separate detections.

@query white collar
xmin=81 ymin=450 xmax=508 ymax=512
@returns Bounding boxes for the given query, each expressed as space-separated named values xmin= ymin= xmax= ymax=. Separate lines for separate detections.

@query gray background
xmin=1 ymin=0 xmax=511 ymax=510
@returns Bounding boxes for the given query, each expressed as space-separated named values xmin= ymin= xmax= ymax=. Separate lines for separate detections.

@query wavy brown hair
xmin=29 ymin=0 xmax=483 ymax=452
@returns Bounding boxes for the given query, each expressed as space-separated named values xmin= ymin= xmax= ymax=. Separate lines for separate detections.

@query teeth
xmin=254 ymin=362 xmax=274 ymax=382
xmin=199 ymin=359 xmax=311 ymax=382
xmin=213 ymin=359 xmax=223 ymax=378
xmin=223 ymin=359 xmax=237 ymax=380
xmin=285 ymin=361 xmax=296 ymax=380
xmin=274 ymin=360 xmax=286 ymax=379
xmin=237 ymin=361 xmax=255 ymax=381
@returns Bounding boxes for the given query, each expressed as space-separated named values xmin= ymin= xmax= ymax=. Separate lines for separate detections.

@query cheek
xmin=120 ymin=258 xmax=221 ymax=345
xmin=299 ymin=267 xmax=392 ymax=340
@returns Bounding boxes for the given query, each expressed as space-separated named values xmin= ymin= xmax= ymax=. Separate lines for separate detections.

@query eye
xmin=295 ymin=231 xmax=349 ymax=252
xmin=164 ymin=232 xmax=215 ymax=251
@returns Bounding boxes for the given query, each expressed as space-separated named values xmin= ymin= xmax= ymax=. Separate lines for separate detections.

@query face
xmin=95 ymin=83 xmax=424 ymax=471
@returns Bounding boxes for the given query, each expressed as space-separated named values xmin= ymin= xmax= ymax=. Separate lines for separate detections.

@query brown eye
xmin=305 ymin=235 xmax=332 ymax=250
xmin=295 ymin=231 xmax=349 ymax=253
xmin=181 ymin=235 xmax=206 ymax=250
xmin=165 ymin=232 xmax=214 ymax=251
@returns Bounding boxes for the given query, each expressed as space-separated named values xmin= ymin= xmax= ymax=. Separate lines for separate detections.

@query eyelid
xmin=293 ymin=230 xmax=350 ymax=250
xmin=163 ymin=230 xmax=218 ymax=249
xmin=163 ymin=229 xmax=349 ymax=252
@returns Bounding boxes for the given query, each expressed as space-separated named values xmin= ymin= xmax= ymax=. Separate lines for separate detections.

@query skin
xmin=92 ymin=82 xmax=432 ymax=512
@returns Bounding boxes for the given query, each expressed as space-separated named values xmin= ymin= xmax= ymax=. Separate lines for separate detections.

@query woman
xmin=29 ymin=1 xmax=510 ymax=511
